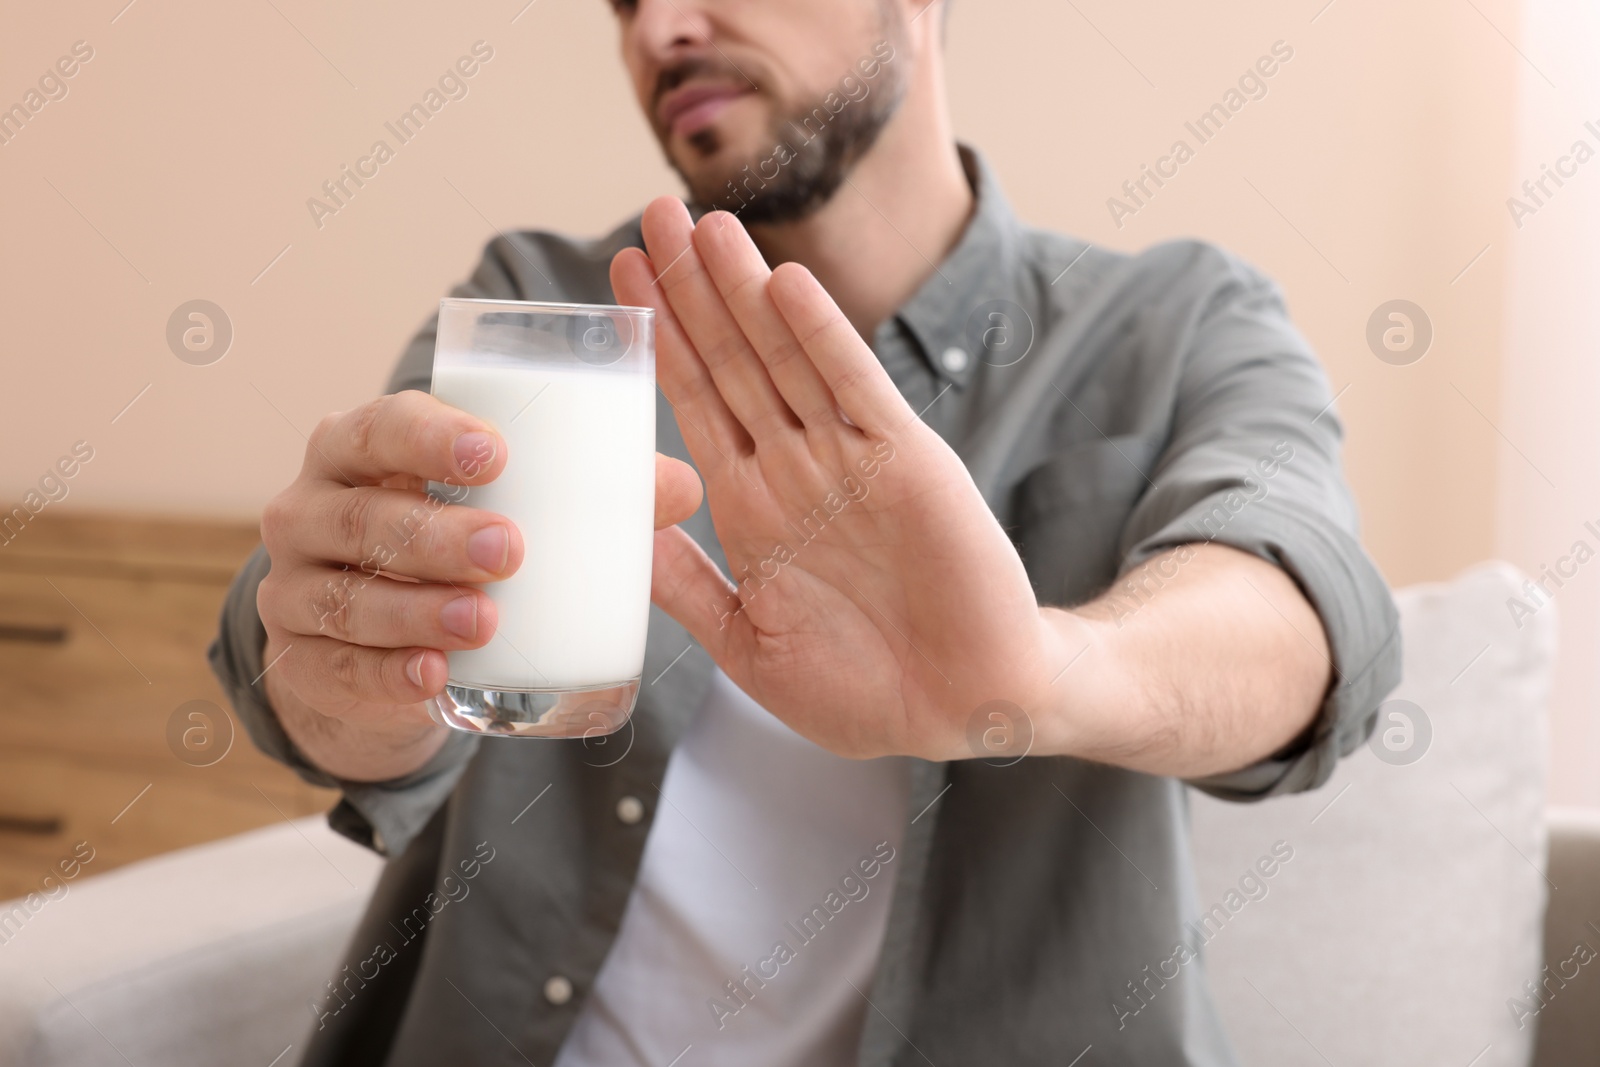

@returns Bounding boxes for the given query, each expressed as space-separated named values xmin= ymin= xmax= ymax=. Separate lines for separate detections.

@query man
xmin=210 ymin=0 xmax=1401 ymax=1063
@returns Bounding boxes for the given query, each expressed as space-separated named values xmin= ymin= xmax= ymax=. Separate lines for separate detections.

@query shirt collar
xmin=886 ymin=144 xmax=1026 ymax=391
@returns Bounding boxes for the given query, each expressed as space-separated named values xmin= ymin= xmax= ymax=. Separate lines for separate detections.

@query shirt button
xmin=616 ymin=796 xmax=645 ymax=825
xmin=544 ymin=975 xmax=574 ymax=1006
xmin=940 ymin=346 xmax=970 ymax=373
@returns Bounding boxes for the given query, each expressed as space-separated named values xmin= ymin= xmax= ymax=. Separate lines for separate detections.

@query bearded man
xmin=211 ymin=2 xmax=1401 ymax=1063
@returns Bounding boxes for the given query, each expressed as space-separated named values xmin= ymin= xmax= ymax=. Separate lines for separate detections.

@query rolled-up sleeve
xmin=1116 ymin=257 xmax=1402 ymax=800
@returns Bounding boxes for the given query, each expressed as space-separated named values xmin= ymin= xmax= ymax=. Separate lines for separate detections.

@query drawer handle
xmin=0 ymin=814 xmax=63 ymax=835
xmin=0 ymin=623 xmax=68 ymax=644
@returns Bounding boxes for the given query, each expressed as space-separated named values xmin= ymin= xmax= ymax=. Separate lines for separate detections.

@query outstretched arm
xmin=615 ymin=196 xmax=1332 ymax=774
xmin=1039 ymin=542 xmax=1330 ymax=777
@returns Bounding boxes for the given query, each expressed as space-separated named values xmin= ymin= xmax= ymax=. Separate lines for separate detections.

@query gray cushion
xmin=1190 ymin=561 xmax=1554 ymax=1066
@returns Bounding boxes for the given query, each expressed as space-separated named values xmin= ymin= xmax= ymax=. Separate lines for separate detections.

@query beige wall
xmin=1495 ymin=0 xmax=1600 ymax=806
xmin=5 ymin=4 xmax=1586 ymax=790
xmin=0 ymin=0 xmax=1514 ymax=556
xmin=1 ymin=1 xmax=674 ymax=519
xmin=959 ymin=0 xmax=1524 ymax=591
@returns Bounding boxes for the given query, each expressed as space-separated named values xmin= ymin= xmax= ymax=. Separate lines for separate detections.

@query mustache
xmin=653 ymin=54 xmax=756 ymax=112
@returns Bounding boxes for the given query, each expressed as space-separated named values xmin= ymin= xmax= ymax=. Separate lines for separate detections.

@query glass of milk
xmin=425 ymin=298 xmax=655 ymax=739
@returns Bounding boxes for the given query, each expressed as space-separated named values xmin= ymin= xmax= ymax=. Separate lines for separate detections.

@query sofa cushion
xmin=0 ymin=817 xmax=381 ymax=1067
xmin=1189 ymin=561 xmax=1554 ymax=1066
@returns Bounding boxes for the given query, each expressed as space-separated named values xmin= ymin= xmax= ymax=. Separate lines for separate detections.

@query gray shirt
xmin=209 ymin=145 xmax=1400 ymax=1065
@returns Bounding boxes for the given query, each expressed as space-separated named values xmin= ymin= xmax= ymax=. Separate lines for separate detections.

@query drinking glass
xmin=426 ymin=297 xmax=655 ymax=738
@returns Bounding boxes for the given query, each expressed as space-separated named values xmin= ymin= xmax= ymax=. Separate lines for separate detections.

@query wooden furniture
xmin=0 ymin=512 xmax=338 ymax=901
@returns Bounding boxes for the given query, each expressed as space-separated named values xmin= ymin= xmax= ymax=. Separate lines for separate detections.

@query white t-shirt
xmin=552 ymin=668 xmax=911 ymax=1067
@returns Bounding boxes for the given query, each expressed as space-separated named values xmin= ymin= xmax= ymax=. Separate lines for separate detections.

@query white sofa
xmin=0 ymin=815 xmax=381 ymax=1066
xmin=0 ymin=562 xmax=1575 ymax=1065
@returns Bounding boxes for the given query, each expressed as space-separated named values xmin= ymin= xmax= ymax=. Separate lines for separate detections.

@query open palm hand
xmin=611 ymin=198 xmax=1063 ymax=761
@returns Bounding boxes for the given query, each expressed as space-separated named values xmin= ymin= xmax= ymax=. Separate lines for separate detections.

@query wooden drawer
xmin=0 ymin=750 xmax=329 ymax=901
xmin=0 ymin=569 xmax=246 ymax=762
xmin=0 ymin=513 xmax=340 ymax=897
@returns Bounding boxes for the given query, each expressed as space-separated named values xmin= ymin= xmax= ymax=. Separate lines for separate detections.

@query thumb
xmin=655 ymin=453 xmax=702 ymax=529
xmin=651 ymin=525 xmax=741 ymax=665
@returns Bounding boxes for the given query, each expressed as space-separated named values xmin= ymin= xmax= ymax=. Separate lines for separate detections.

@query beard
xmin=652 ymin=15 xmax=908 ymax=225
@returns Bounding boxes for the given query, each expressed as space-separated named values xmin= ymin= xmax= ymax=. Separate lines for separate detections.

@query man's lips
xmin=657 ymin=84 xmax=750 ymax=138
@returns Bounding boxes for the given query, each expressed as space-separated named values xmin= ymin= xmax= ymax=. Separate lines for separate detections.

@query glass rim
xmin=439 ymin=296 xmax=655 ymax=319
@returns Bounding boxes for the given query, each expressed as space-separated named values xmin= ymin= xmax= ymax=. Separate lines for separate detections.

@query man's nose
xmin=631 ymin=0 xmax=715 ymax=60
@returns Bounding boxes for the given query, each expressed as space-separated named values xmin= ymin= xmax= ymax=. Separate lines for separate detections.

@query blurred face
xmin=609 ymin=0 xmax=911 ymax=223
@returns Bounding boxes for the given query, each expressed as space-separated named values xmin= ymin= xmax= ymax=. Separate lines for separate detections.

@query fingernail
xmin=454 ymin=431 xmax=496 ymax=476
xmin=441 ymin=596 xmax=478 ymax=639
xmin=467 ymin=525 xmax=509 ymax=573
xmin=406 ymin=650 xmax=427 ymax=688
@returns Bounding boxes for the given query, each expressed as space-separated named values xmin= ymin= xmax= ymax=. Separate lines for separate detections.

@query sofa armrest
xmin=1532 ymin=807 xmax=1600 ymax=1066
xmin=0 ymin=817 xmax=380 ymax=1067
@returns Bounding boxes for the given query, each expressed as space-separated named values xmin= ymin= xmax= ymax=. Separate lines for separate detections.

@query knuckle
xmin=315 ymin=579 xmax=356 ymax=641
xmin=660 ymin=256 xmax=704 ymax=293
xmin=767 ymin=337 xmax=804 ymax=371
xmin=802 ymin=401 xmax=839 ymax=426
xmin=723 ymin=271 xmax=762 ymax=302
xmin=259 ymin=491 xmax=294 ymax=552
xmin=309 ymin=410 xmax=341 ymax=447
xmin=256 ymin=572 xmax=282 ymax=625
xmin=346 ymin=396 xmax=388 ymax=464
xmin=381 ymin=586 xmax=424 ymax=643
xmin=389 ymin=496 xmax=442 ymax=562
xmin=331 ymin=489 xmax=375 ymax=554
xmin=424 ymin=503 xmax=464 ymax=563
xmin=831 ymin=363 xmax=870 ymax=396
xmin=703 ymin=332 xmax=746 ymax=367
xmin=324 ymin=640 xmax=365 ymax=693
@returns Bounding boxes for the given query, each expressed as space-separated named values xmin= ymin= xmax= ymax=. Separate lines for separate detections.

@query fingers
xmin=693 ymin=211 xmax=843 ymax=429
xmin=649 ymin=524 xmax=743 ymax=665
xmin=262 ymin=561 xmax=499 ymax=652
xmin=655 ymin=453 xmax=703 ymax=528
xmin=261 ymin=485 xmax=523 ymax=584
xmin=304 ymin=390 xmax=507 ymax=489
xmin=269 ymin=630 xmax=451 ymax=706
xmin=769 ymin=262 xmax=912 ymax=437
xmin=638 ymin=197 xmax=802 ymax=444
xmin=610 ymin=244 xmax=753 ymax=468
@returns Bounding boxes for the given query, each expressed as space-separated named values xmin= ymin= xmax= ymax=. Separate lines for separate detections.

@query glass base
xmin=428 ymin=677 xmax=640 ymax=739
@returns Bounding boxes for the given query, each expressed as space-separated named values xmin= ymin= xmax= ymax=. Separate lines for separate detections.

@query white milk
xmin=431 ymin=359 xmax=655 ymax=691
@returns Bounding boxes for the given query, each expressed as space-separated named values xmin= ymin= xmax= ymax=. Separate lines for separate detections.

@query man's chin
xmin=669 ymin=145 xmax=765 ymax=211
